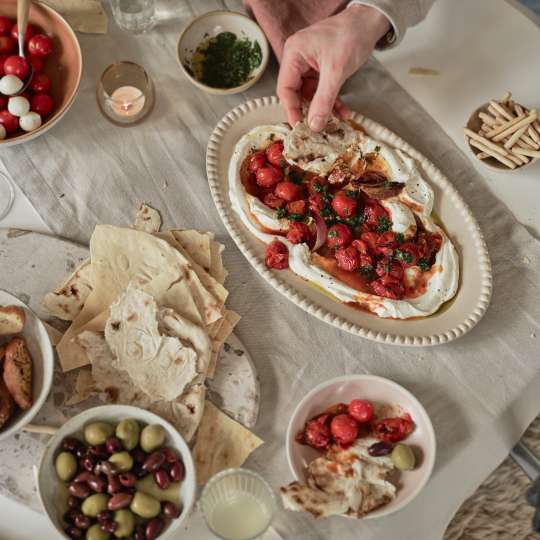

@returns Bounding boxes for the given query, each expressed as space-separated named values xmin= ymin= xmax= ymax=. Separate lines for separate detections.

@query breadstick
xmin=504 ymin=125 xmax=528 ymax=149
xmin=514 ymin=103 xmax=525 ymax=116
xmin=489 ymin=100 xmax=515 ymax=121
xmin=476 ymin=152 xmax=489 ymax=160
xmin=488 ymin=104 xmax=506 ymax=122
xmin=508 ymin=149 xmax=529 ymax=165
xmin=464 ymin=128 xmax=512 ymax=156
xmin=513 ymin=147 xmax=540 ymax=158
xmin=532 ymin=120 xmax=540 ymax=138
xmin=500 ymin=91 xmax=511 ymax=104
xmin=489 ymin=111 xmax=537 ymax=141
xmin=529 ymin=126 xmax=540 ymax=144
xmin=468 ymin=139 xmax=516 ymax=168
xmin=521 ymin=133 xmax=540 ymax=149
xmin=479 ymin=112 xmax=499 ymax=127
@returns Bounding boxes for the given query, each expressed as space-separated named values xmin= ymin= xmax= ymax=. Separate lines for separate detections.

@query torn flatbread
xmin=134 ymin=203 xmax=162 ymax=233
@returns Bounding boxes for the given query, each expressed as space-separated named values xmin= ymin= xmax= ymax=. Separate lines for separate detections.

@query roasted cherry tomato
xmin=263 ymin=193 xmax=285 ymax=209
xmin=308 ymin=193 xmax=325 ymax=213
xmin=275 ymin=181 xmax=301 ymax=202
xmin=256 ymin=165 xmax=283 ymax=188
xmin=348 ymin=399 xmax=374 ymax=423
xmin=375 ymin=259 xmax=404 ymax=280
xmin=286 ymin=199 xmax=307 ymax=215
xmin=396 ymin=242 xmax=419 ymax=268
xmin=327 ymin=224 xmax=352 ymax=249
xmin=265 ymin=240 xmax=289 ymax=270
xmin=304 ymin=418 xmax=331 ymax=449
xmin=0 ymin=17 xmax=13 ymax=37
xmin=330 ymin=414 xmax=359 ymax=446
xmin=335 ymin=246 xmax=360 ymax=272
xmin=248 ymin=150 xmax=267 ymax=173
xmin=371 ymin=275 xmax=405 ymax=299
xmin=0 ymin=109 xmax=19 ymax=133
xmin=28 ymin=34 xmax=54 ymax=57
xmin=377 ymin=231 xmax=398 ymax=249
xmin=428 ymin=233 xmax=442 ymax=253
xmin=351 ymin=239 xmax=370 ymax=255
xmin=31 ymin=93 xmax=53 ymax=117
xmin=28 ymin=54 xmax=44 ymax=74
xmin=0 ymin=36 xmax=15 ymax=55
xmin=363 ymin=200 xmax=388 ymax=227
xmin=373 ymin=414 xmax=414 ymax=443
xmin=286 ymin=222 xmax=311 ymax=245
xmin=29 ymin=73 xmax=51 ymax=94
xmin=331 ymin=191 xmax=358 ymax=218
xmin=359 ymin=232 xmax=379 ymax=252
xmin=3 ymin=55 xmax=30 ymax=80
xmin=266 ymin=141 xmax=284 ymax=167
xmin=359 ymin=253 xmax=375 ymax=271
xmin=308 ymin=176 xmax=327 ymax=195
xmin=11 ymin=23 xmax=36 ymax=44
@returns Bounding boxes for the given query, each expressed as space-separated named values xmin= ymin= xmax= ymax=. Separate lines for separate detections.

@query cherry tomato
xmin=308 ymin=193 xmax=324 ymax=213
xmin=327 ymin=224 xmax=352 ymax=249
xmin=262 ymin=193 xmax=284 ymax=209
xmin=0 ymin=109 xmax=19 ymax=134
xmin=286 ymin=222 xmax=311 ymax=245
xmin=377 ymin=231 xmax=398 ymax=249
xmin=3 ymin=55 xmax=30 ymax=80
xmin=371 ymin=275 xmax=405 ymax=299
xmin=331 ymin=192 xmax=358 ymax=218
xmin=0 ymin=36 xmax=16 ymax=55
xmin=28 ymin=34 xmax=54 ymax=57
xmin=304 ymin=418 xmax=331 ymax=449
xmin=256 ymin=165 xmax=282 ymax=188
xmin=265 ymin=240 xmax=288 ymax=270
xmin=275 ymin=181 xmax=301 ymax=202
xmin=31 ymin=93 xmax=53 ymax=117
xmin=330 ymin=414 xmax=359 ymax=445
xmin=11 ymin=23 xmax=36 ymax=45
xmin=376 ymin=259 xmax=404 ymax=280
xmin=308 ymin=176 xmax=327 ymax=195
xmin=396 ymin=242 xmax=418 ymax=268
xmin=248 ymin=150 xmax=266 ymax=173
xmin=0 ymin=54 xmax=8 ymax=77
xmin=335 ymin=246 xmax=360 ymax=272
xmin=0 ymin=17 xmax=13 ymax=37
xmin=28 ymin=54 xmax=44 ymax=74
xmin=0 ymin=96 xmax=5 ymax=110
xmin=29 ymin=73 xmax=51 ymax=94
xmin=359 ymin=232 xmax=379 ymax=252
xmin=265 ymin=141 xmax=284 ymax=167
xmin=373 ymin=415 xmax=414 ymax=443
xmin=428 ymin=233 xmax=442 ymax=253
xmin=363 ymin=200 xmax=388 ymax=227
xmin=359 ymin=253 xmax=375 ymax=271
xmin=348 ymin=399 xmax=374 ymax=423
xmin=286 ymin=199 xmax=307 ymax=216
xmin=351 ymin=239 xmax=370 ymax=255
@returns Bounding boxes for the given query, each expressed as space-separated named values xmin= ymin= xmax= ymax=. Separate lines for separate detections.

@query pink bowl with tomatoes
xmin=286 ymin=374 xmax=436 ymax=519
xmin=0 ymin=1 xmax=82 ymax=146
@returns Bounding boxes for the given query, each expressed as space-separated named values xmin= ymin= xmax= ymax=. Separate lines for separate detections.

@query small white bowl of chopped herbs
xmin=177 ymin=10 xmax=269 ymax=95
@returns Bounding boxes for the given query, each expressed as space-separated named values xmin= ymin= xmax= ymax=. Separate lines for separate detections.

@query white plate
xmin=206 ymin=96 xmax=493 ymax=346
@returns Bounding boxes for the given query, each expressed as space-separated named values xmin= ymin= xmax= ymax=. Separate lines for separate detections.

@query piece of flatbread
xmin=170 ymin=230 xmax=212 ymax=272
xmin=192 ymin=401 xmax=263 ymax=485
xmin=65 ymin=367 xmax=95 ymax=406
xmin=207 ymin=310 xmax=241 ymax=378
xmin=134 ymin=203 xmax=162 ymax=233
xmin=77 ymin=331 xmax=205 ymax=442
xmin=42 ymin=258 xmax=93 ymax=321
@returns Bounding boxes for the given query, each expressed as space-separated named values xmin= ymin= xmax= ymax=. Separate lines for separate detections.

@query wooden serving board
xmin=0 ymin=228 xmax=259 ymax=510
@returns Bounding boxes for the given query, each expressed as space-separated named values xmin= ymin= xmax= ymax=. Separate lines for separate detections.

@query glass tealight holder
xmin=96 ymin=61 xmax=154 ymax=126
xmin=200 ymin=468 xmax=278 ymax=540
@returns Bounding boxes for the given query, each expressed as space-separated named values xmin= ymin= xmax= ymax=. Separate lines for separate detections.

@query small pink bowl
xmin=286 ymin=374 xmax=436 ymax=519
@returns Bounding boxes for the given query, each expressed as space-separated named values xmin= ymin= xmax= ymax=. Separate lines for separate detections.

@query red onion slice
xmin=312 ymin=211 xmax=328 ymax=252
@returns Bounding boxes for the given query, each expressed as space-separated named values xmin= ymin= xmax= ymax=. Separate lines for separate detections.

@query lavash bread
xmin=134 ymin=203 xmax=162 ymax=233
xmin=3 ymin=337 xmax=33 ymax=410
xmin=0 ymin=306 xmax=25 ymax=335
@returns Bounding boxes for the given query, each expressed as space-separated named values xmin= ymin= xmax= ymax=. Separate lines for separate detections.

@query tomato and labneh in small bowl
xmin=0 ymin=1 xmax=82 ymax=146
xmin=282 ymin=375 xmax=435 ymax=519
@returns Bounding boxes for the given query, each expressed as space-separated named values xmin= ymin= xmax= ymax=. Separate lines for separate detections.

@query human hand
xmin=277 ymin=4 xmax=390 ymax=131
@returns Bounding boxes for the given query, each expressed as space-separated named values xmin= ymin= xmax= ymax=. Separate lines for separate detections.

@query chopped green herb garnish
xmin=320 ymin=207 xmax=334 ymax=218
xmin=345 ymin=190 xmax=357 ymax=198
xmin=313 ymin=182 xmax=324 ymax=193
xmin=288 ymin=213 xmax=304 ymax=222
xmin=376 ymin=215 xmax=392 ymax=233
xmin=276 ymin=207 xmax=288 ymax=219
xmin=395 ymin=249 xmax=413 ymax=264
xmin=359 ymin=265 xmax=375 ymax=280
xmin=328 ymin=230 xmax=338 ymax=238
xmin=395 ymin=233 xmax=405 ymax=243
xmin=374 ymin=145 xmax=381 ymax=153
xmin=417 ymin=258 xmax=431 ymax=272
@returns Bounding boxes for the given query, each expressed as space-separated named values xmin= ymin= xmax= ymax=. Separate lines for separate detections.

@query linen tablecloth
xmin=2 ymin=1 xmax=540 ymax=538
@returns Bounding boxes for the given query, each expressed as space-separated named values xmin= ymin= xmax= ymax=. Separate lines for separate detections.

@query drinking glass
xmin=109 ymin=0 xmax=156 ymax=34
xmin=200 ymin=469 xmax=277 ymax=540
xmin=0 ymin=172 xmax=14 ymax=221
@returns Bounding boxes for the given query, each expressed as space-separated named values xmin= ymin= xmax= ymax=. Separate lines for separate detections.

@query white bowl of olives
xmin=37 ymin=405 xmax=196 ymax=540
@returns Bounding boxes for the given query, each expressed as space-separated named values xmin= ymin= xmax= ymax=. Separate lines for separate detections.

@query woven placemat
xmin=445 ymin=417 xmax=540 ymax=540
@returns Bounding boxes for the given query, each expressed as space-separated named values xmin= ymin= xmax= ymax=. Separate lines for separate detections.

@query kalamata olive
xmin=68 ymin=496 xmax=81 ymax=510
xmin=100 ymin=520 xmax=117 ymax=533
xmin=97 ymin=510 xmax=113 ymax=524
xmin=81 ymin=455 xmax=97 ymax=472
xmin=169 ymin=461 xmax=184 ymax=483
xmin=130 ymin=491 xmax=161 ymax=518
xmin=86 ymin=523 xmax=110 ymax=540
xmin=391 ymin=443 xmax=416 ymax=471
xmin=153 ymin=469 xmax=170 ymax=490
xmin=119 ymin=473 xmax=137 ymax=487
xmin=74 ymin=513 xmax=91 ymax=529
xmin=109 ymin=451 xmax=134 ymax=472
xmin=132 ymin=447 xmax=148 ymax=464
xmin=142 ymin=451 xmax=165 ymax=473
xmin=133 ymin=462 xmax=146 ymax=478
xmin=368 ymin=441 xmax=393 ymax=457
xmin=89 ymin=444 xmax=110 ymax=460
xmin=134 ymin=524 xmax=146 ymax=540
xmin=140 ymin=425 xmax=166 ymax=453
xmin=75 ymin=446 xmax=87 ymax=460
xmin=81 ymin=493 xmax=109 ymax=517
xmin=145 ymin=517 xmax=164 ymax=540
xmin=63 ymin=509 xmax=79 ymax=524
xmin=95 ymin=460 xmax=117 ymax=476
xmin=68 ymin=481 xmax=91 ymax=499
xmin=107 ymin=474 xmax=123 ymax=495
xmin=162 ymin=501 xmax=181 ymax=519
xmin=108 ymin=492 xmax=133 ymax=511
xmin=62 ymin=437 xmax=83 ymax=453
xmin=56 ymin=452 xmax=78 ymax=482
xmin=113 ymin=508 xmax=135 ymax=537
xmin=64 ymin=525 xmax=83 ymax=539
xmin=160 ymin=447 xmax=178 ymax=464
xmin=106 ymin=436 xmax=123 ymax=454
xmin=116 ymin=419 xmax=140 ymax=451
xmin=74 ymin=471 xmax=94 ymax=484
xmin=88 ymin=475 xmax=107 ymax=493
xmin=84 ymin=422 xmax=115 ymax=446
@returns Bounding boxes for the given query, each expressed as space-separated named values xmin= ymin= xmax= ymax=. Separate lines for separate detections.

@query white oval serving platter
xmin=206 ymin=96 xmax=492 ymax=346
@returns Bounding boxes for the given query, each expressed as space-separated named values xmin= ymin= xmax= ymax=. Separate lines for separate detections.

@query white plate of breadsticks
xmin=464 ymin=92 xmax=540 ymax=171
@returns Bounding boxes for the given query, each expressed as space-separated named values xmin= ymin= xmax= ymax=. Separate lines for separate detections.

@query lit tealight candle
xmin=109 ymin=85 xmax=145 ymax=117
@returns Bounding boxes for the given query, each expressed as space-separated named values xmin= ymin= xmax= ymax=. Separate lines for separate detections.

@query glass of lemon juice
xmin=200 ymin=469 xmax=277 ymax=540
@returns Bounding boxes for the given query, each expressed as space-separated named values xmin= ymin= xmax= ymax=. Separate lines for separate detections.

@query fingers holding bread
xmin=3 ymin=337 xmax=33 ymax=410
xmin=0 ymin=306 xmax=25 ymax=335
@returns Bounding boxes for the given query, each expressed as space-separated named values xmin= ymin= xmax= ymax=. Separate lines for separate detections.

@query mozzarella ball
xmin=19 ymin=111 xmax=42 ymax=132
xmin=0 ymin=125 xmax=6 ymax=140
xmin=8 ymin=96 xmax=30 ymax=117
xmin=0 ymin=75 xmax=24 ymax=96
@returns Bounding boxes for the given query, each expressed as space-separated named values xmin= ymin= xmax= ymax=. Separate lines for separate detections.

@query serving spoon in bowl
xmin=14 ymin=0 xmax=34 ymax=94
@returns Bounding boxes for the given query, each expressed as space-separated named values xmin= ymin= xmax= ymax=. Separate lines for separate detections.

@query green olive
xmin=140 ymin=424 xmax=166 ymax=453
xmin=135 ymin=475 xmax=181 ymax=504
xmin=130 ymin=491 xmax=161 ymax=519
xmin=84 ymin=422 xmax=115 ymax=445
xmin=109 ymin=451 xmax=134 ymax=472
xmin=115 ymin=419 xmax=140 ymax=451
xmin=113 ymin=508 xmax=135 ymax=537
xmin=391 ymin=443 xmax=416 ymax=471
xmin=55 ymin=451 xmax=78 ymax=482
xmin=86 ymin=523 xmax=110 ymax=540
xmin=82 ymin=493 xmax=109 ymax=517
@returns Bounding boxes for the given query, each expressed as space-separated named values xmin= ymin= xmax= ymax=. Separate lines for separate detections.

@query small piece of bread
xmin=3 ymin=337 xmax=33 ymax=410
xmin=0 ymin=306 xmax=25 ymax=336
xmin=0 ymin=376 xmax=14 ymax=428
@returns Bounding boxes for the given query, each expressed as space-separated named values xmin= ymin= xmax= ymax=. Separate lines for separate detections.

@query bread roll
xmin=3 ymin=337 xmax=33 ymax=410
xmin=0 ymin=306 xmax=25 ymax=335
